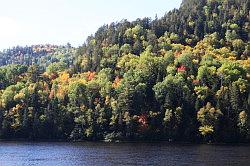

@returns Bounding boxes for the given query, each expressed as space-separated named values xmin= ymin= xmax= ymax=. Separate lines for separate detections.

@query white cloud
xmin=0 ymin=16 xmax=20 ymax=39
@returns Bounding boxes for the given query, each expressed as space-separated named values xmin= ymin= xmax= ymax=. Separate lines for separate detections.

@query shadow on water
xmin=0 ymin=141 xmax=249 ymax=166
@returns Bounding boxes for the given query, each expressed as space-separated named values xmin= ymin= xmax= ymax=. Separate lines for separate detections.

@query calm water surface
xmin=0 ymin=142 xmax=249 ymax=166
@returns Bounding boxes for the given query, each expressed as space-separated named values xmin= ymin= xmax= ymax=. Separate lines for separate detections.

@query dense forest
xmin=0 ymin=0 xmax=249 ymax=143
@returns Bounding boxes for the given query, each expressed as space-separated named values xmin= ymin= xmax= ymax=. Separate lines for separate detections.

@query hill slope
xmin=0 ymin=0 xmax=249 ymax=142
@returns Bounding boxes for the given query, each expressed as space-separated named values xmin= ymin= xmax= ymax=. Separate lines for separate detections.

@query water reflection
xmin=0 ymin=142 xmax=249 ymax=166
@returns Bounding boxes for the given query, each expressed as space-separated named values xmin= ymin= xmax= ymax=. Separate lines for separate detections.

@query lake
xmin=0 ymin=142 xmax=249 ymax=166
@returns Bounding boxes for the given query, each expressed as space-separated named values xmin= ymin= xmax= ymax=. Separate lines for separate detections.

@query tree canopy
xmin=0 ymin=0 xmax=249 ymax=143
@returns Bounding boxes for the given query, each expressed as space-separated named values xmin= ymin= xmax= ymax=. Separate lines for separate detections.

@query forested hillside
xmin=0 ymin=0 xmax=249 ymax=142
xmin=0 ymin=44 xmax=76 ymax=70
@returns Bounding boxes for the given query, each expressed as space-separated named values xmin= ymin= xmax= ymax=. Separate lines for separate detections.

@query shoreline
xmin=0 ymin=139 xmax=249 ymax=145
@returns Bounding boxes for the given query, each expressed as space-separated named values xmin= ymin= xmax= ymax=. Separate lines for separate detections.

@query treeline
xmin=0 ymin=0 xmax=249 ymax=142
xmin=0 ymin=44 xmax=76 ymax=71
xmin=74 ymin=0 xmax=249 ymax=73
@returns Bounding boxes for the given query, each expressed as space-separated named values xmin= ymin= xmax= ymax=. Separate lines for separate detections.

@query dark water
xmin=0 ymin=142 xmax=249 ymax=166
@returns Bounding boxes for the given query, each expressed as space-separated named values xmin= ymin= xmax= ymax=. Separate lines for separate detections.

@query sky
xmin=0 ymin=0 xmax=182 ymax=50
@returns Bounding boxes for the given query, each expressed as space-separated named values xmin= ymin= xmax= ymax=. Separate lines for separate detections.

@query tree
xmin=232 ymin=39 xmax=245 ymax=59
xmin=197 ymin=102 xmax=223 ymax=140
xmin=163 ymin=107 xmax=183 ymax=140
xmin=68 ymin=81 xmax=87 ymax=108
xmin=217 ymin=62 xmax=246 ymax=85
xmin=46 ymin=62 xmax=67 ymax=74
